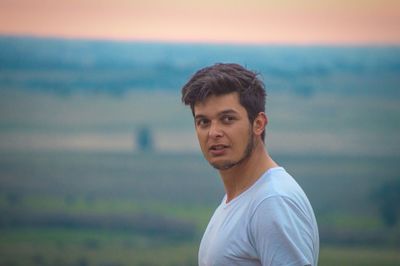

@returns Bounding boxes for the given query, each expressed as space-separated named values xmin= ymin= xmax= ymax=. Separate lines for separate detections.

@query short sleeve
xmin=249 ymin=196 xmax=316 ymax=266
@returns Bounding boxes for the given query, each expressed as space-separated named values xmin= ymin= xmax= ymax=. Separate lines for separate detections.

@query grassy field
xmin=0 ymin=228 xmax=199 ymax=266
xmin=0 ymin=151 xmax=399 ymax=265
xmin=1 ymin=228 xmax=400 ymax=266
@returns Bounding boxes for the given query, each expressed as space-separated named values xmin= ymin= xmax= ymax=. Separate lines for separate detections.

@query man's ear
xmin=253 ymin=112 xmax=268 ymax=137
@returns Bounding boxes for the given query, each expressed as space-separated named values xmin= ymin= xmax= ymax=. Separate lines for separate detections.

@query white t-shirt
xmin=198 ymin=167 xmax=319 ymax=266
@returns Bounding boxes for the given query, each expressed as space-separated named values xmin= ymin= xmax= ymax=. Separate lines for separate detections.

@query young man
xmin=181 ymin=63 xmax=319 ymax=266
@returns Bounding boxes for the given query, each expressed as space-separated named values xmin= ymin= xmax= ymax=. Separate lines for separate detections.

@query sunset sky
xmin=0 ymin=0 xmax=399 ymax=44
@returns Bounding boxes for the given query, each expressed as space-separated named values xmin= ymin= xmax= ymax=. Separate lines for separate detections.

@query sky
xmin=0 ymin=0 xmax=399 ymax=44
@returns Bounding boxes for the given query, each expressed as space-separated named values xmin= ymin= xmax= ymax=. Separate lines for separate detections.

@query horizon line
xmin=1 ymin=33 xmax=400 ymax=48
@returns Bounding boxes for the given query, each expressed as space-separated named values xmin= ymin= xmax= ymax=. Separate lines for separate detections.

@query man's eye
xmin=197 ymin=119 xmax=209 ymax=127
xmin=222 ymin=116 xmax=235 ymax=123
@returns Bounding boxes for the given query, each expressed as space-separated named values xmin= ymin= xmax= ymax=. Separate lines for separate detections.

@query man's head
xmin=181 ymin=63 xmax=266 ymax=141
xmin=181 ymin=63 xmax=267 ymax=170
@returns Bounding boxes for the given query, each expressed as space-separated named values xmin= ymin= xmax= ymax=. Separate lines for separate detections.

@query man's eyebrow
xmin=194 ymin=114 xmax=207 ymax=120
xmin=194 ymin=109 xmax=238 ymax=120
xmin=218 ymin=109 xmax=238 ymax=116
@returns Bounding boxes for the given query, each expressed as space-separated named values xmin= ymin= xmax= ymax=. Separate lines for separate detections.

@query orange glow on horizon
xmin=0 ymin=0 xmax=399 ymax=45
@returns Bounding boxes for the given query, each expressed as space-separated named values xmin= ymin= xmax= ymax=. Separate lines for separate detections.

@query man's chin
xmin=210 ymin=160 xmax=237 ymax=170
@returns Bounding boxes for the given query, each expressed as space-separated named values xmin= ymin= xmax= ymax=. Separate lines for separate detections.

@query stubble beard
xmin=210 ymin=128 xmax=255 ymax=171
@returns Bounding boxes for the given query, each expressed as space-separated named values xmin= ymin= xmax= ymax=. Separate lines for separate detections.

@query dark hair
xmin=181 ymin=63 xmax=266 ymax=140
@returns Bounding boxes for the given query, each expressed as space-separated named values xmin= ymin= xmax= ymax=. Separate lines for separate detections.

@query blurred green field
xmin=0 ymin=151 xmax=399 ymax=265
xmin=1 ymin=228 xmax=400 ymax=266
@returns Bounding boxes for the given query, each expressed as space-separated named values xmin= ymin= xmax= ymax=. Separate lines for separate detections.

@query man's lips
xmin=208 ymin=144 xmax=229 ymax=155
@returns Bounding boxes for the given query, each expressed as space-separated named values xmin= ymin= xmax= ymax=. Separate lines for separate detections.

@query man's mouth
xmin=209 ymin=145 xmax=229 ymax=156
xmin=209 ymin=144 xmax=228 ymax=151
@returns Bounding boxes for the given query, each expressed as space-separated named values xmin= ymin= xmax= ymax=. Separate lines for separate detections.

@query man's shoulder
xmin=254 ymin=167 xmax=301 ymax=197
xmin=250 ymin=167 xmax=310 ymax=213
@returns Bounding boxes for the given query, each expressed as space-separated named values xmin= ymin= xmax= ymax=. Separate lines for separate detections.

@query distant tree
xmin=6 ymin=192 xmax=21 ymax=206
xmin=136 ymin=126 xmax=153 ymax=152
xmin=373 ymin=179 xmax=400 ymax=227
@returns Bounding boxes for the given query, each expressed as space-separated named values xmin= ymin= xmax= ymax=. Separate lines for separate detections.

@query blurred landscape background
xmin=0 ymin=36 xmax=399 ymax=265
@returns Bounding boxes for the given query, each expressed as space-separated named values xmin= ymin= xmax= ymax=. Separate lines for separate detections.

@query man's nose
xmin=209 ymin=121 xmax=223 ymax=138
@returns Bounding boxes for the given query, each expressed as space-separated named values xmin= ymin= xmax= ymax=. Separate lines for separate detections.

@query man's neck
xmin=219 ymin=141 xmax=278 ymax=203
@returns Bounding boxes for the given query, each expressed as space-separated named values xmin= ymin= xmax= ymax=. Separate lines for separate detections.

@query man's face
xmin=193 ymin=92 xmax=254 ymax=170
